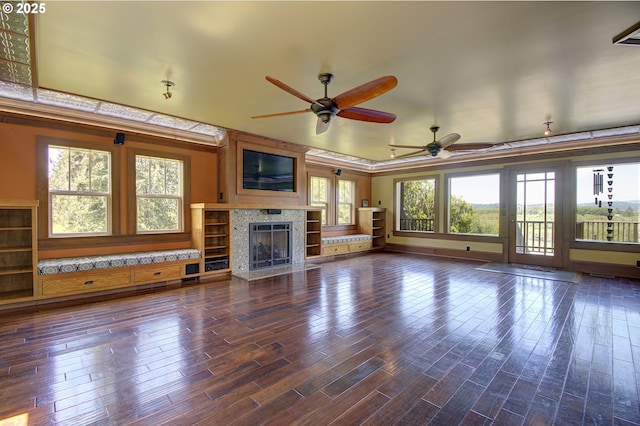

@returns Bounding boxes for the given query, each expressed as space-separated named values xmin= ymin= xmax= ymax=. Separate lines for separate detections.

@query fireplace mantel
xmin=192 ymin=203 xmax=316 ymax=211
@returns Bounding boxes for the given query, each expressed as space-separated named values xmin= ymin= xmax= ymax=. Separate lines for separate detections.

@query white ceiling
xmin=31 ymin=1 xmax=640 ymax=162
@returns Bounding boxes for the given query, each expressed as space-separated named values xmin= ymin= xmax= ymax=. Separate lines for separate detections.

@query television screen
xmin=242 ymin=150 xmax=295 ymax=192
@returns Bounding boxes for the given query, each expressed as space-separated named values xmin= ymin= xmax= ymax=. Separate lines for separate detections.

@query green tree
xmin=49 ymin=146 xmax=110 ymax=234
xmin=399 ymin=179 xmax=435 ymax=231
xmin=450 ymin=195 xmax=475 ymax=233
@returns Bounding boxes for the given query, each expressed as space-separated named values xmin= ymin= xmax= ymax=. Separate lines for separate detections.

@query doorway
xmin=508 ymin=168 xmax=563 ymax=268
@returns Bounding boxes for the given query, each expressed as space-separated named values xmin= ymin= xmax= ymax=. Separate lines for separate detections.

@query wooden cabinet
xmin=0 ymin=200 xmax=38 ymax=304
xmin=191 ymin=204 xmax=231 ymax=275
xmin=41 ymin=269 xmax=131 ymax=297
xmin=133 ymin=264 xmax=182 ymax=283
xmin=358 ymin=207 xmax=386 ymax=250
xmin=305 ymin=209 xmax=322 ymax=259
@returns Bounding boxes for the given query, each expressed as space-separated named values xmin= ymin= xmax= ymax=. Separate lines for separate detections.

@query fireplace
xmin=230 ymin=209 xmax=305 ymax=278
xmin=249 ymin=222 xmax=292 ymax=270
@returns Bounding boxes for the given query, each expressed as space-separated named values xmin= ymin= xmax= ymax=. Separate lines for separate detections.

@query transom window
xmin=48 ymin=145 xmax=111 ymax=237
xmin=135 ymin=155 xmax=183 ymax=233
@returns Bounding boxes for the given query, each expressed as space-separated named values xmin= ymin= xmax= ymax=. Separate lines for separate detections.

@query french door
xmin=508 ymin=167 xmax=563 ymax=268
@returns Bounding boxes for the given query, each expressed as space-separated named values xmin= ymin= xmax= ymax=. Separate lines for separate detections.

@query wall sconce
xmin=161 ymin=80 xmax=175 ymax=100
xmin=390 ymin=148 xmax=396 ymax=159
xmin=543 ymin=121 xmax=553 ymax=136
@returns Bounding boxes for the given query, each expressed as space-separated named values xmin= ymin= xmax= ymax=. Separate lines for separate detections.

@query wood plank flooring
xmin=1 ymin=252 xmax=639 ymax=425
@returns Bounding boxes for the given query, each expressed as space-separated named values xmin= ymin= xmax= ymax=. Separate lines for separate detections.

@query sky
xmin=449 ymin=164 xmax=639 ymax=205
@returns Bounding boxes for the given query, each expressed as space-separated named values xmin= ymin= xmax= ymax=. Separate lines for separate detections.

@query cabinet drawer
xmin=349 ymin=241 xmax=372 ymax=252
xmin=133 ymin=264 xmax=181 ymax=283
xmin=41 ymin=270 xmax=131 ymax=296
xmin=322 ymin=243 xmax=349 ymax=256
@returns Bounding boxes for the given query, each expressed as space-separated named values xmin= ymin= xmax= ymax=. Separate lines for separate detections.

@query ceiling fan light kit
xmin=252 ymin=72 xmax=397 ymax=135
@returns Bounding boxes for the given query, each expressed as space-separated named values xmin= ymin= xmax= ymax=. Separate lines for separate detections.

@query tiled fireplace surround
xmin=231 ymin=208 xmax=306 ymax=280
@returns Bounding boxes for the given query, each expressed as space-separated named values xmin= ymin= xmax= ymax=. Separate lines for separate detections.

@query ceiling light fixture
xmin=161 ymin=80 xmax=174 ymax=100
xmin=544 ymin=121 xmax=553 ymax=136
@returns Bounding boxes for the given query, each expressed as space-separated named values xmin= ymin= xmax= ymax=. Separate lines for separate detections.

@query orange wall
xmin=0 ymin=120 xmax=219 ymax=258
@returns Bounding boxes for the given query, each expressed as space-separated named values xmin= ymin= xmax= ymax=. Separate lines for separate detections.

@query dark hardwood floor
xmin=1 ymin=252 xmax=639 ymax=425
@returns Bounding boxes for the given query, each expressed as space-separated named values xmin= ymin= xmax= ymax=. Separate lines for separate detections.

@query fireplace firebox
xmin=249 ymin=222 xmax=292 ymax=270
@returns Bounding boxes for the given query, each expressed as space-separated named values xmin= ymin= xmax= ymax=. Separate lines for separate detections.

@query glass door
xmin=509 ymin=168 xmax=562 ymax=267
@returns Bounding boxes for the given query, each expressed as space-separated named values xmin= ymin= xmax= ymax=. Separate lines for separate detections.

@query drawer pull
xmin=154 ymin=271 xmax=162 ymax=276
xmin=84 ymin=280 xmax=94 ymax=285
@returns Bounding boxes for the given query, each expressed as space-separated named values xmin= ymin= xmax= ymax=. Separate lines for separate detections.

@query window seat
xmin=36 ymin=249 xmax=203 ymax=299
xmin=38 ymin=249 xmax=201 ymax=275
xmin=321 ymin=234 xmax=372 ymax=256
xmin=321 ymin=234 xmax=371 ymax=245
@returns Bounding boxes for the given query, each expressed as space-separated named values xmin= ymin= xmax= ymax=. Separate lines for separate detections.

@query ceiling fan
xmin=251 ymin=73 xmax=397 ymax=135
xmin=389 ymin=126 xmax=494 ymax=159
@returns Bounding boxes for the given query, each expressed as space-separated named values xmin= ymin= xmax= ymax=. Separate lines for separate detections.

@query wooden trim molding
xmin=36 ymin=136 xmax=122 ymax=240
xmin=568 ymin=260 xmax=640 ymax=279
xmin=384 ymin=243 xmax=504 ymax=263
xmin=126 ymin=148 xmax=191 ymax=235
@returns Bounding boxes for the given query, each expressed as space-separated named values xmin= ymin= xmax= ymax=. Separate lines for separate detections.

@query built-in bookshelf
xmin=358 ymin=207 xmax=386 ymax=250
xmin=305 ymin=209 xmax=322 ymax=258
xmin=191 ymin=204 xmax=231 ymax=275
xmin=0 ymin=200 xmax=38 ymax=304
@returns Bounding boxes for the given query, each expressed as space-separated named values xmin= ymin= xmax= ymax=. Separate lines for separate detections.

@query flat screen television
xmin=242 ymin=149 xmax=295 ymax=192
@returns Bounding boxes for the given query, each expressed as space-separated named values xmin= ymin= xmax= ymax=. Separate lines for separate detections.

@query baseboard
xmin=567 ymin=260 xmax=640 ymax=279
xmin=384 ymin=243 xmax=503 ymax=263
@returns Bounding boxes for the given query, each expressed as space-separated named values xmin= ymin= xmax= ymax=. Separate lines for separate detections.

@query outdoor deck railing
xmin=400 ymin=218 xmax=434 ymax=232
xmin=401 ymin=218 xmax=639 ymax=243
xmin=576 ymin=220 xmax=639 ymax=242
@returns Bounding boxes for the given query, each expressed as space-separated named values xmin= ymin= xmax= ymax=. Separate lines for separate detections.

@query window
xmin=135 ymin=155 xmax=183 ymax=233
xmin=309 ymin=176 xmax=329 ymax=225
xmin=575 ymin=162 xmax=639 ymax=243
xmin=337 ymin=179 xmax=355 ymax=225
xmin=395 ymin=177 xmax=436 ymax=232
xmin=448 ymin=173 xmax=500 ymax=235
xmin=48 ymin=145 xmax=111 ymax=236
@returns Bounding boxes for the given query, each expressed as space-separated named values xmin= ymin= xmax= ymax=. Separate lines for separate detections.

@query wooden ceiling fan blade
xmin=337 ymin=107 xmax=396 ymax=123
xmin=265 ymin=76 xmax=322 ymax=106
xmin=333 ymin=75 xmax=398 ymax=110
xmin=446 ymin=143 xmax=494 ymax=151
xmin=437 ymin=149 xmax=453 ymax=160
xmin=393 ymin=149 xmax=427 ymax=159
xmin=388 ymin=144 xmax=427 ymax=149
xmin=251 ymin=109 xmax=311 ymax=119
xmin=316 ymin=117 xmax=331 ymax=135
xmin=437 ymin=133 xmax=461 ymax=149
